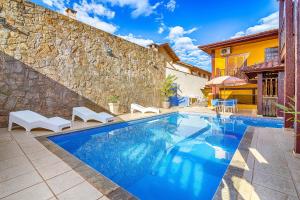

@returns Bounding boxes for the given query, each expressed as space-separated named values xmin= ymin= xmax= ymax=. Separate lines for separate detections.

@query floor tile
xmin=253 ymin=171 xmax=297 ymax=196
xmin=2 ymin=182 xmax=54 ymax=200
xmin=47 ymin=171 xmax=84 ymax=194
xmin=37 ymin=161 xmax=72 ymax=180
xmin=0 ymin=143 xmax=24 ymax=161
xmin=0 ymin=171 xmax=43 ymax=198
xmin=285 ymin=153 xmax=300 ymax=171
xmin=0 ymin=134 xmax=13 ymax=144
xmin=26 ymin=149 xmax=55 ymax=161
xmin=251 ymin=184 xmax=291 ymax=200
xmin=21 ymin=144 xmax=47 ymax=154
xmin=0 ymin=156 xmax=29 ymax=171
xmin=98 ymin=196 xmax=110 ymax=200
xmin=254 ymin=161 xmax=291 ymax=179
xmin=289 ymin=168 xmax=300 ymax=197
xmin=0 ymin=161 xmax=34 ymax=182
xmin=31 ymin=154 xmax=61 ymax=169
xmin=57 ymin=181 xmax=103 ymax=200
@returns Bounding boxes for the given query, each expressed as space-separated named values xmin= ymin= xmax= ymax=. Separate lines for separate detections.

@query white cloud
xmin=76 ymin=0 xmax=115 ymax=19
xmin=158 ymin=26 xmax=164 ymax=34
xmin=168 ymin=26 xmax=197 ymax=40
xmin=72 ymin=0 xmax=117 ymax=33
xmin=119 ymin=33 xmax=154 ymax=47
xmin=42 ymin=0 xmax=117 ymax=33
xmin=158 ymin=21 xmax=166 ymax=34
xmin=100 ymin=0 xmax=161 ymax=18
xmin=155 ymin=14 xmax=166 ymax=34
xmin=165 ymin=0 xmax=176 ymax=12
xmin=231 ymin=12 xmax=279 ymax=38
xmin=167 ymin=26 xmax=211 ymax=71
xmin=42 ymin=0 xmax=53 ymax=6
xmin=42 ymin=0 xmax=65 ymax=12
xmin=75 ymin=9 xmax=118 ymax=33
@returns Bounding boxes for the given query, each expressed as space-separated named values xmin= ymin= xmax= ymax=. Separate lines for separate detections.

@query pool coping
xmin=212 ymin=126 xmax=256 ymax=200
xmin=36 ymin=136 xmax=137 ymax=200
xmin=36 ymin=112 xmax=277 ymax=200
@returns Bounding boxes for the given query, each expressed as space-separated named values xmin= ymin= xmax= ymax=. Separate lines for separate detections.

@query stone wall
xmin=0 ymin=52 xmax=104 ymax=127
xmin=0 ymin=0 xmax=166 ymax=127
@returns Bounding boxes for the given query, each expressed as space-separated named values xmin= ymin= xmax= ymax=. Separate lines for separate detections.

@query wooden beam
xmin=277 ymin=71 xmax=285 ymax=117
xmin=279 ymin=0 xmax=284 ymax=54
xmin=284 ymin=0 xmax=295 ymax=128
xmin=257 ymin=73 xmax=263 ymax=115
xmin=295 ymin=0 xmax=300 ymax=153
xmin=211 ymin=50 xmax=218 ymax=97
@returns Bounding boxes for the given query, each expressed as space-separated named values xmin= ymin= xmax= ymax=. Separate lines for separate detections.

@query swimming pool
xmin=49 ymin=112 xmax=283 ymax=200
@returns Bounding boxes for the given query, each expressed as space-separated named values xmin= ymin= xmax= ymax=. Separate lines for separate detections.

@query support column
xmin=295 ymin=0 xmax=300 ymax=153
xmin=277 ymin=71 xmax=285 ymax=117
xmin=257 ymin=73 xmax=263 ymax=115
xmin=284 ymin=0 xmax=295 ymax=128
xmin=211 ymin=50 xmax=217 ymax=97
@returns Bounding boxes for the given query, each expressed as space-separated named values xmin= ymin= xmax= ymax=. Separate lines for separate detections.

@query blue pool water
xmin=49 ymin=113 xmax=283 ymax=200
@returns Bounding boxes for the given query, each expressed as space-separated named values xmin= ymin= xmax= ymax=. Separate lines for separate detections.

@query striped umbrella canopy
xmin=206 ymin=76 xmax=247 ymax=87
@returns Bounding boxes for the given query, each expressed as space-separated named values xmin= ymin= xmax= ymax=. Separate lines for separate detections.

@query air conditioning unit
xmin=220 ymin=47 xmax=231 ymax=56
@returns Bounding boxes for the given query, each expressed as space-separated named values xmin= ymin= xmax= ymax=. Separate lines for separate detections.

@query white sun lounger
xmin=8 ymin=110 xmax=71 ymax=133
xmin=72 ymin=107 xmax=115 ymax=123
xmin=130 ymin=103 xmax=160 ymax=114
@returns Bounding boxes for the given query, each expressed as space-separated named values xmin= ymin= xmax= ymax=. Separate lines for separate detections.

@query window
xmin=265 ymin=47 xmax=278 ymax=62
xmin=225 ymin=53 xmax=248 ymax=76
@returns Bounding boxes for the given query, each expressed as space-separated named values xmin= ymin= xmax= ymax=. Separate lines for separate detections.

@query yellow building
xmin=199 ymin=30 xmax=281 ymax=115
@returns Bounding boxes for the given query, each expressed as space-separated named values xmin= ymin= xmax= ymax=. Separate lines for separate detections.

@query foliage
xmin=160 ymin=75 xmax=177 ymax=101
xmin=108 ymin=95 xmax=119 ymax=103
xmin=276 ymin=96 xmax=300 ymax=122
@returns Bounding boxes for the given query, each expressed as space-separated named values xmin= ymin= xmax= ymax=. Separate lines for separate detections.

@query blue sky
xmin=30 ymin=0 xmax=279 ymax=71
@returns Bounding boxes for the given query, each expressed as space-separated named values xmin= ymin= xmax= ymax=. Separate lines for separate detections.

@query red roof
xmin=241 ymin=60 xmax=284 ymax=73
xmin=198 ymin=29 xmax=278 ymax=54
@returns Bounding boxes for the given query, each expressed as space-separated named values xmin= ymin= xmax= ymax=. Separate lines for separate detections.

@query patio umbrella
xmin=206 ymin=76 xmax=247 ymax=99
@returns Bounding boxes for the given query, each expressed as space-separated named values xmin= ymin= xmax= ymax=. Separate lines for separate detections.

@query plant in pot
xmin=108 ymin=95 xmax=119 ymax=114
xmin=160 ymin=75 xmax=177 ymax=109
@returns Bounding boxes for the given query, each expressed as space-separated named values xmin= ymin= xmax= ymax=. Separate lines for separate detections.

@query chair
xmin=72 ymin=107 xmax=115 ymax=123
xmin=8 ymin=110 xmax=71 ymax=133
xmin=233 ymin=99 xmax=238 ymax=112
xmin=131 ymin=103 xmax=160 ymax=114
xmin=211 ymin=99 xmax=220 ymax=111
xmin=223 ymin=100 xmax=235 ymax=113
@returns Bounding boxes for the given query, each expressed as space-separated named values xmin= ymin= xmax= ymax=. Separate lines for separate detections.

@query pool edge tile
xmin=213 ymin=126 xmax=256 ymax=200
xmin=36 ymin=137 xmax=138 ymax=200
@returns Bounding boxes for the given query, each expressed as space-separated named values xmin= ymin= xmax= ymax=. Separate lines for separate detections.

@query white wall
xmin=170 ymin=63 xmax=191 ymax=73
xmin=166 ymin=67 xmax=208 ymax=98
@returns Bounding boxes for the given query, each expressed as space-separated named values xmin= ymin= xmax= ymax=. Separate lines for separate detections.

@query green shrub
xmin=160 ymin=75 xmax=177 ymax=101
xmin=108 ymin=95 xmax=119 ymax=103
xmin=276 ymin=96 xmax=300 ymax=122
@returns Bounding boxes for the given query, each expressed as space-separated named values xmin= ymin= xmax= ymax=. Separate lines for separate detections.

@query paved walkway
xmin=214 ymin=127 xmax=300 ymax=200
xmin=0 ymin=107 xmax=299 ymax=200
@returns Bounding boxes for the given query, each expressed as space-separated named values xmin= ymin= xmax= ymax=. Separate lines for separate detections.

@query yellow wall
xmin=210 ymin=38 xmax=278 ymax=108
xmin=213 ymin=38 xmax=278 ymax=75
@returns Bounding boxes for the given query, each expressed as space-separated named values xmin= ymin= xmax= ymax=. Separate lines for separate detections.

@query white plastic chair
xmin=130 ymin=103 xmax=160 ymax=114
xmin=8 ymin=110 xmax=71 ymax=133
xmin=72 ymin=107 xmax=115 ymax=123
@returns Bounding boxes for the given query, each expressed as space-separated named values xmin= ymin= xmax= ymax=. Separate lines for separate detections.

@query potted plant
xmin=160 ymin=75 xmax=177 ymax=109
xmin=108 ymin=95 xmax=119 ymax=114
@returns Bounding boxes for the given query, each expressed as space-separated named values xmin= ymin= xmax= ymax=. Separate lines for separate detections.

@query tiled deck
xmin=0 ymin=107 xmax=299 ymax=200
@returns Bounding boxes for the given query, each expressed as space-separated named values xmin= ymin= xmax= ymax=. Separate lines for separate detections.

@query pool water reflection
xmin=49 ymin=113 xmax=282 ymax=200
